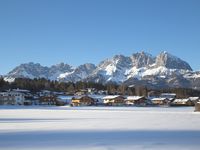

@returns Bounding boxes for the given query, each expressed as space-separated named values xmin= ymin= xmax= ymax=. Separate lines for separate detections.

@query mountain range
xmin=3 ymin=51 xmax=200 ymax=89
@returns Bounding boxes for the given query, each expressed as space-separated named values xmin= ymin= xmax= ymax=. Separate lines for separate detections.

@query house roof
xmin=12 ymin=89 xmax=30 ymax=93
xmin=72 ymin=95 xmax=93 ymax=100
xmin=189 ymin=97 xmax=199 ymax=101
xmin=125 ymin=96 xmax=144 ymax=101
xmin=88 ymin=95 xmax=105 ymax=99
xmin=173 ymin=99 xmax=190 ymax=103
xmin=161 ymin=93 xmax=176 ymax=96
xmin=57 ymin=95 xmax=74 ymax=100
xmin=103 ymin=95 xmax=121 ymax=100
xmin=151 ymin=97 xmax=168 ymax=101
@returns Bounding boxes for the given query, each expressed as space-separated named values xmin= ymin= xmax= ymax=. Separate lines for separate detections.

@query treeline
xmin=0 ymin=77 xmax=200 ymax=98
xmin=0 ymin=78 xmax=105 ymax=93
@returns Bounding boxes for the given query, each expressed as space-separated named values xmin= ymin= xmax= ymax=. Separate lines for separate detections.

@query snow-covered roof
xmin=125 ymin=96 xmax=144 ymax=101
xmin=189 ymin=97 xmax=199 ymax=101
xmin=72 ymin=95 xmax=93 ymax=100
xmin=103 ymin=95 xmax=121 ymax=100
xmin=151 ymin=97 xmax=168 ymax=101
xmin=88 ymin=95 xmax=105 ymax=99
xmin=161 ymin=93 xmax=176 ymax=96
xmin=173 ymin=99 xmax=190 ymax=103
xmin=57 ymin=95 xmax=74 ymax=100
xmin=12 ymin=89 xmax=30 ymax=93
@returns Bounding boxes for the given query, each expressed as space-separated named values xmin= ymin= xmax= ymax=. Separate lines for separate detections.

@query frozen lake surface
xmin=0 ymin=106 xmax=200 ymax=150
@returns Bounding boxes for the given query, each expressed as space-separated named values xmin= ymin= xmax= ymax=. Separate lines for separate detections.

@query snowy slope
xmin=58 ymin=63 xmax=96 ymax=82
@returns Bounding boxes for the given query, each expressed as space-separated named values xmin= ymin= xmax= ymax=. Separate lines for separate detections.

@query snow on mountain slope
xmin=58 ymin=63 xmax=96 ymax=82
xmin=87 ymin=55 xmax=133 ymax=83
xmin=4 ymin=51 xmax=200 ymax=89
xmin=4 ymin=62 xmax=73 ymax=81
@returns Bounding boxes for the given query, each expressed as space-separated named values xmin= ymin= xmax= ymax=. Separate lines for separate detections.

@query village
xmin=1 ymin=88 xmax=200 ymax=111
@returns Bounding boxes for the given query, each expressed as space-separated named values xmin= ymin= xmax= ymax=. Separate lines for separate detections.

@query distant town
xmin=0 ymin=87 xmax=200 ymax=108
xmin=1 ymin=77 xmax=200 ymax=111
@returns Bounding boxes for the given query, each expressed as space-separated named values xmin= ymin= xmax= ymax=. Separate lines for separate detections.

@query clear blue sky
xmin=0 ymin=0 xmax=200 ymax=74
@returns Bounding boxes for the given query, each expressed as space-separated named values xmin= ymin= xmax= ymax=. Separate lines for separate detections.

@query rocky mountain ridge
xmin=4 ymin=51 xmax=200 ymax=89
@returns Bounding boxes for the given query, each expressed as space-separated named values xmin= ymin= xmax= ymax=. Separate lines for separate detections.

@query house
xmin=39 ymin=95 xmax=57 ymax=105
xmin=57 ymin=95 xmax=74 ymax=105
xmin=125 ymin=96 xmax=148 ymax=106
xmin=71 ymin=95 xmax=95 ymax=106
xmin=0 ymin=92 xmax=15 ymax=105
xmin=151 ymin=97 xmax=169 ymax=105
xmin=0 ymin=91 xmax=25 ymax=105
xmin=103 ymin=95 xmax=125 ymax=106
xmin=12 ymin=89 xmax=35 ymax=105
xmin=171 ymin=98 xmax=194 ymax=106
xmin=89 ymin=95 xmax=105 ymax=105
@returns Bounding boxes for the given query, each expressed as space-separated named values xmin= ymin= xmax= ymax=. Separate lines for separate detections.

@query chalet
xmin=39 ymin=96 xmax=57 ymax=105
xmin=171 ymin=98 xmax=194 ymax=106
xmin=125 ymin=96 xmax=148 ymax=106
xmin=71 ymin=95 xmax=95 ymax=106
xmin=0 ymin=91 xmax=25 ymax=105
xmin=103 ymin=95 xmax=125 ymax=106
xmin=151 ymin=97 xmax=169 ymax=105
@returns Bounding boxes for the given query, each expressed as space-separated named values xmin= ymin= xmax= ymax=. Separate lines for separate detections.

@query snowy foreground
xmin=0 ymin=106 xmax=200 ymax=150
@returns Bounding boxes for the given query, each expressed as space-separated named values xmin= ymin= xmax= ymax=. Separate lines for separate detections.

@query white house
xmin=0 ymin=91 xmax=25 ymax=105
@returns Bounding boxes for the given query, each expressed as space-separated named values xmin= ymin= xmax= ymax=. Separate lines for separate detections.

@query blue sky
xmin=0 ymin=0 xmax=200 ymax=74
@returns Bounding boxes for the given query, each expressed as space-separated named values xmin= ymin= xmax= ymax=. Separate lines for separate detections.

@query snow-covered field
xmin=0 ymin=106 xmax=200 ymax=150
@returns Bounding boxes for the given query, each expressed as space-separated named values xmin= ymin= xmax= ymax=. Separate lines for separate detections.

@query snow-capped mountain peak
xmin=4 ymin=51 xmax=200 ymax=89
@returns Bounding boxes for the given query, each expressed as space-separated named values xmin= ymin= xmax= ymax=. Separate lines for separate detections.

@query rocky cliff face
xmin=155 ymin=51 xmax=192 ymax=70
